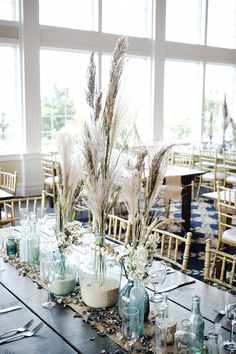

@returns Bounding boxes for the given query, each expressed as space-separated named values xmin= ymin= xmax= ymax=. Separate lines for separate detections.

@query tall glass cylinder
xmin=50 ymin=251 xmax=76 ymax=296
xmin=27 ymin=213 xmax=39 ymax=269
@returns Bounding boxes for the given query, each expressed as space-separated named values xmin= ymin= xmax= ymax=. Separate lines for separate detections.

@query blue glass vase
xmin=118 ymin=277 xmax=149 ymax=336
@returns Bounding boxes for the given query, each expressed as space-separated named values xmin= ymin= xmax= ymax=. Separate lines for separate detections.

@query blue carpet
xmin=170 ymin=198 xmax=218 ymax=281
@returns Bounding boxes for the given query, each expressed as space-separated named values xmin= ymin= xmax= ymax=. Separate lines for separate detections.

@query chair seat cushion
xmin=44 ymin=176 xmax=58 ymax=187
xmin=226 ymin=174 xmax=236 ymax=184
xmin=203 ymin=172 xmax=224 ymax=181
xmin=222 ymin=228 xmax=236 ymax=243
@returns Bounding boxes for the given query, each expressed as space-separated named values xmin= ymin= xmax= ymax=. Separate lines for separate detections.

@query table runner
xmin=1 ymin=227 xmax=207 ymax=354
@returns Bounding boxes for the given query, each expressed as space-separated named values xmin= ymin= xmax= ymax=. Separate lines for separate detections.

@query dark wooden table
xmin=0 ymin=261 xmax=232 ymax=353
xmin=165 ymin=167 xmax=205 ymax=231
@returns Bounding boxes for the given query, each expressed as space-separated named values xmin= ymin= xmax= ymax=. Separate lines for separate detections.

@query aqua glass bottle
xmin=129 ymin=278 xmax=146 ymax=336
xmin=27 ymin=213 xmax=40 ymax=269
xmin=189 ymin=295 xmax=205 ymax=354
xmin=174 ymin=319 xmax=196 ymax=354
xmin=118 ymin=277 xmax=149 ymax=321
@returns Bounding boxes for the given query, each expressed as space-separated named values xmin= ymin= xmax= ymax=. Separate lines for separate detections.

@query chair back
xmin=41 ymin=153 xmax=58 ymax=205
xmin=106 ymin=214 xmax=132 ymax=246
xmin=198 ymin=148 xmax=217 ymax=174
xmin=0 ymin=191 xmax=46 ymax=227
xmin=204 ymin=239 xmax=236 ymax=291
xmin=196 ymin=148 xmax=224 ymax=199
xmin=216 ymin=183 xmax=236 ymax=248
xmin=223 ymin=151 xmax=236 ymax=187
xmin=152 ymin=227 xmax=192 ymax=272
xmin=0 ymin=170 xmax=18 ymax=197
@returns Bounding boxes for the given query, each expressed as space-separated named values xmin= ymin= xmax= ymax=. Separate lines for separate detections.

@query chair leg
xmin=164 ymin=199 xmax=171 ymax=218
xmin=196 ymin=176 xmax=202 ymax=200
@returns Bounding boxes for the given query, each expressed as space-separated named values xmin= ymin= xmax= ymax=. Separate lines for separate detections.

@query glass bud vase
xmin=118 ymin=277 xmax=150 ymax=322
xmin=129 ymin=279 xmax=148 ymax=336
xmin=78 ymin=249 xmax=122 ymax=308
xmin=189 ymin=295 xmax=205 ymax=354
xmin=50 ymin=251 xmax=76 ymax=296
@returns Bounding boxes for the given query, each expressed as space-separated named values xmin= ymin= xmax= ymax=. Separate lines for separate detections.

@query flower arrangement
xmin=118 ymin=233 xmax=158 ymax=279
xmin=230 ymin=116 xmax=236 ymax=146
xmin=208 ymin=111 xmax=213 ymax=143
xmin=81 ymin=37 xmax=129 ymax=284
xmin=118 ymin=145 xmax=173 ymax=279
xmin=55 ymin=129 xmax=84 ymax=252
xmin=222 ymin=94 xmax=230 ymax=142
xmin=57 ymin=220 xmax=85 ymax=254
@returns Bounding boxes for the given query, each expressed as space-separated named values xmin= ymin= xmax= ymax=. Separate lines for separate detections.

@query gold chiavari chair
xmin=41 ymin=153 xmax=58 ymax=207
xmin=151 ymin=227 xmax=192 ymax=273
xmin=106 ymin=214 xmax=132 ymax=246
xmin=216 ymin=183 xmax=236 ymax=250
xmin=196 ymin=148 xmax=224 ymax=200
xmin=204 ymin=239 xmax=236 ymax=291
xmin=0 ymin=169 xmax=18 ymax=198
xmin=223 ymin=150 xmax=236 ymax=188
xmin=0 ymin=191 xmax=46 ymax=228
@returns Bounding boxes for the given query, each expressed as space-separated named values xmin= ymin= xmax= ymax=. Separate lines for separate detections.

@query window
xmin=207 ymin=0 xmax=236 ymax=49
xmin=40 ymin=50 xmax=91 ymax=150
xmin=204 ymin=64 xmax=236 ymax=143
xmin=0 ymin=46 xmax=20 ymax=154
xmin=0 ymin=0 xmax=18 ymax=21
xmin=163 ymin=60 xmax=203 ymax=142
xmin=102 ymin=54 xmax=152 ymax=143
xmin=166 ymin=0 xmax=205 ymax=44
xmin=39 ymin=0 xmax=98 ymax=31
xmin=102 ymin=0 xmax=152 ymax=38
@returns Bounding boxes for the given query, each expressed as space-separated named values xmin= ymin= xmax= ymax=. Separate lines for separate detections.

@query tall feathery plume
xmin=208 ymin=111 xmax=213 ymax=142
xmin=146 ymin=145 xmax=172 ymax=211
xmin=82 ymin=36 xmax=129 ymax=249
xmin=56 ymin=129 xmax=84 ymax=229
xmin=230 ymin=116 xmax=236 ymax=145
xmin=223 ymin=94 xmax=230 ymax=139
xmin=102 ymin=37 xmax=128 ymax=178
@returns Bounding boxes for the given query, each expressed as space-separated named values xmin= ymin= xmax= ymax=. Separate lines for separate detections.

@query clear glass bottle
xmin=19 ymin=229 xmax=28 ymax=263
xmin=189 ymin=295 xmax=205 ymax=354
xmin=207 ymin=324 xmax=224 ymax=354
xmin=155 ymin=304 xmax=167 ymax=354
xmin=27 ymin=213 xmax=39 ymax=269
xmin=174 ymin=319 xmax=196 ymax=354
xmin=214 ymin=323 xmax=224 ymax=353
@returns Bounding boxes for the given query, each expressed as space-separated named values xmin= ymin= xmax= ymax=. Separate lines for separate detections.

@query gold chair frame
xmin=0 ymin=169 xmax=18 ymax=197
xmin=204 ymin=239 xmax=236 ymax=291
xmin=41 ymin=153 xmax=58 ymax=207
xmin=196 ymin=148 xmax=224 ymax=200
xmin=151 ymin=227 xmax=192 ymax=273
xmin=216 ymin=183 xmax=236 ymax=250
xmin=106 ymin=214 xmax=132 ymax=246
xmin=0 ymin=191 xmax=46 ymax=228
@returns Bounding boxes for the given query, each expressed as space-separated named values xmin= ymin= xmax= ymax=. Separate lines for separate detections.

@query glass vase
xmin=78 ymin=250 xmax=122 ymax=308
xmin=50 ymin=251 xmax=76 ymax=296
xmin=118 ymin=277 xmax=150 ymax=334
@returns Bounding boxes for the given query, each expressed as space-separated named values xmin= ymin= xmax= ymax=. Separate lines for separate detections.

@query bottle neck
xmin=181 ymin=319 xmax=192 ymax=332
xmin=134 ymin=279 xmax=142 ymax=287
xmin=191 ymin=295 xmax=201 ymax=314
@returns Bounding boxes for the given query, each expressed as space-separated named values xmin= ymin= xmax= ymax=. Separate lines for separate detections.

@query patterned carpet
xmin=169 ymin=198 xmax=218 ymax=281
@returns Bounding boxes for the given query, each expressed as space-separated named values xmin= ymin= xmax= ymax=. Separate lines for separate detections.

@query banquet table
xmin=0 ymin=257 xmax=233 ymax=354
xmin=165 ymin=166 xmax=205 ymax=231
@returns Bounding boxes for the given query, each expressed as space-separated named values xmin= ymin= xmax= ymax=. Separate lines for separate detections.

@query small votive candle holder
xmin=166 ymin=319 xmax=177 ymax=345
